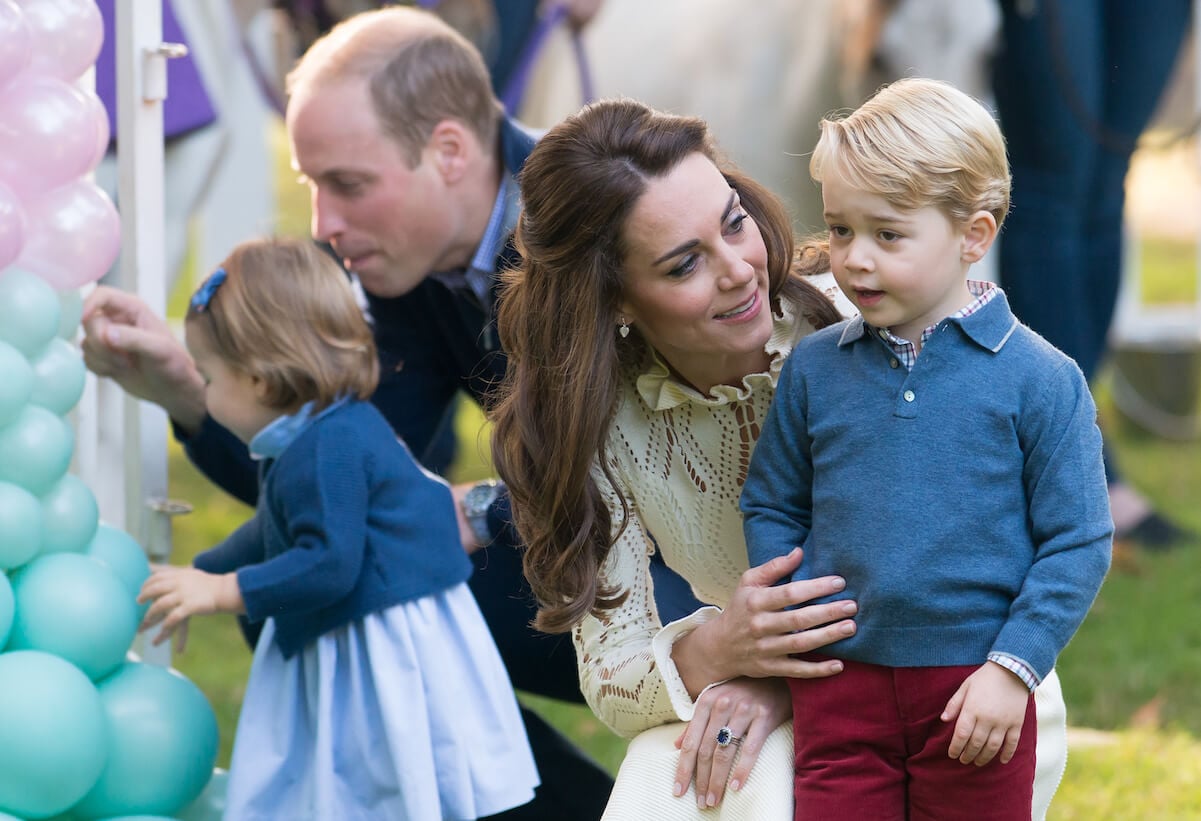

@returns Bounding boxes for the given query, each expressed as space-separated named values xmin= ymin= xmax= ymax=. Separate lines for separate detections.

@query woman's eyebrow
xmin=653 ymin=191 xmax=737 ymax=265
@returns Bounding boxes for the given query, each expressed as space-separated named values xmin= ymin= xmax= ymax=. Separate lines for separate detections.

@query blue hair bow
xmin=191 ymin=267 xmax=227 ymax=312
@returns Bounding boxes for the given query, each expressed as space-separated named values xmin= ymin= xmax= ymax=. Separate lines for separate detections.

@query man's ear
xmin=425 ymin=119 xmax=472 ymax=184
xmin=961 ymin=210 xmax=998 ymax=264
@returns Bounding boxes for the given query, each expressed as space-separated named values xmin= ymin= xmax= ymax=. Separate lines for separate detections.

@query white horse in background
xmin=115 ymin=0 xmax=1002 ymax=292
xmin=517 ymin=0 xmax=1001 ymax=277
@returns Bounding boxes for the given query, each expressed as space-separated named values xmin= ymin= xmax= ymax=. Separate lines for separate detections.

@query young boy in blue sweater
xmin=741 ymin=78 xmax=1112 ymax=820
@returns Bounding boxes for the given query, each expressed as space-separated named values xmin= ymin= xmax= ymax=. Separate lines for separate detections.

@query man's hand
xmin=81 ymin=286 xmax=208 ymax=433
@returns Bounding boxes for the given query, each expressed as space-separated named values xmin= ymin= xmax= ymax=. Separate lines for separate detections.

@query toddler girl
xmin=138 ymin=237 xmax=539 ymax=820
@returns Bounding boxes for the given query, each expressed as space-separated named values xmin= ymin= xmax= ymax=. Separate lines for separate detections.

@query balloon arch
xmin=0 ymin=2 xmax=223 ymax=818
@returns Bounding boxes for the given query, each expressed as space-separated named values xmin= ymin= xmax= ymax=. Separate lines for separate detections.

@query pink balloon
xmin=17 ymin=179 xmax=120 ymax=290
xmin=21 ymin=0 xmax=103 ymax=83
xmin=0 ymin=181 xmax=26 ymax=270
xmin=0 ymin=0 xmax=31 ymax=90
xmin=0 ymin=75 xmax=108 ymax=199
xmin=83 ymin=89 xmax=111 ymax=171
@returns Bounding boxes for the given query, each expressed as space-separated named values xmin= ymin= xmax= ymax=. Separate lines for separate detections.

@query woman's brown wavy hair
xmin=491 ymin=99 xmax=840 ymax=633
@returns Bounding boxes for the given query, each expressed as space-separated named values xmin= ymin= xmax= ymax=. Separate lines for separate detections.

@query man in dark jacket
xmin=83 ymin=7 xmax=626 ymax=819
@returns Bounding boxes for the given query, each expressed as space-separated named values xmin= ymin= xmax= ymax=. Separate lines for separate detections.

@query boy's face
xmin=822 ymin=164 xmax=975 ymax=347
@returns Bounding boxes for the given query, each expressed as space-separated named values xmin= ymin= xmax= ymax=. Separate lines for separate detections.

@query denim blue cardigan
xmin=193 ymin=400 xmax=472 ymax=658
xmin=742 ymin=291 xmax=1113 ymax=679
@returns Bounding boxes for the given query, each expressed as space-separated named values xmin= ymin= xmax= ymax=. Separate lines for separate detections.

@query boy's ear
xmin=425 ymin=119 xmax=471 ymax=184
xmin=961 ymin=210 xmax=998 ymax=264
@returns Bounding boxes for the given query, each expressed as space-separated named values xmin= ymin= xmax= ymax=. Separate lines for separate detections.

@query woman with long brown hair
xmin=491 ymin=98 xmax=1068 ymax=819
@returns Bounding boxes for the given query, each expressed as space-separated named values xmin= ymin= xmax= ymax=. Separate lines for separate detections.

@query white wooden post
xmin=110 ymin=0 xmax=179 ymax=667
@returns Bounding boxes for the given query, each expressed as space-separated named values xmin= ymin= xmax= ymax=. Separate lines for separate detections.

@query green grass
xmin=162 ymin=134 xmax=1201 ymax=812
xmin=1056 ymin=732 xmax=1201 ymax=819
xmin=1140 ymin=237 xmax=1198 ymax=305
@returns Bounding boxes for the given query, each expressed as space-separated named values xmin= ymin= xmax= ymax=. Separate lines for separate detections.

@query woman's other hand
xmin=672 ymin=677 xmax=790 ymax=809
xmin=674 ymin=548 xmax=857 ymax=693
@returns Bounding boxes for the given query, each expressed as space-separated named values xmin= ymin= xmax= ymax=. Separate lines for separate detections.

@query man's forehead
xmin=289 ymin=88 xmax=396 ymax=174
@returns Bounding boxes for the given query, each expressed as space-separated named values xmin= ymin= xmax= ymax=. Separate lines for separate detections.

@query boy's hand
xmin=137 ymin=567 xmax=244 ymax=647
xmin=941 ymin=661 xmax=1030 ymax=766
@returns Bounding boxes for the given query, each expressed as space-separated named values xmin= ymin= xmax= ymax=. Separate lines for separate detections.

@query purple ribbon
xmin=500 ymin=3 xmax=595 ymax=114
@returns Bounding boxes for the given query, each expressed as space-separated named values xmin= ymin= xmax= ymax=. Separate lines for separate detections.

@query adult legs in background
xmin=992 ymin=0 xmax=1193 ymax=547
xmin=468 ymin=534 xmax=613 ymax=820
xmin=469 ymin=527 xmax=705 ymax=819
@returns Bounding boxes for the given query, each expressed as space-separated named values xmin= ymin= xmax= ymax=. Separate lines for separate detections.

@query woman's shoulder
xmin=796 ymin=272 xmax=857 ymax=319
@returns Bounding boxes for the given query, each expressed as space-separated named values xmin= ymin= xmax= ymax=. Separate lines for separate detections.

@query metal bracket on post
xmin=142 ymin=42 xmax=188 ymax=103
xmin=144 ymin=497 xmax=194 ymax=563
xmin=135 ymin=497 xmax=193 ymax=660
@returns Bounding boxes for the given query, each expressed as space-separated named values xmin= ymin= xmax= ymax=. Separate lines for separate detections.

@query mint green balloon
xmin=71 ymin=663 xmax=219 ymax=820
xmin=29 ymin=337 xmax=86 ymax=415
xmin=176 ymin=768 xmax=226 ymax=821
xmin=58 ymin=288 xmax=84 ymax=340
xmin=0 ymin=650 xmax=108 ymax=819
xmin=0 ymin=404 xmax=74 ymax=495
xmin=40 ymin=473 xmax=99 ymax=554
xmin=8 ymin=553 xmax=138 ymax=681
xmin=0 ymin=573 xmax=12 ymax=648
xmin=0 ymin=481 xmax=43 ymax=570
xmin=0 ymin=268 xmax=60 ymax=358
xmin=85 ymin=524 xmax=151 ymax=619
xmin=0 ymin=340 xmax=33 ymax=428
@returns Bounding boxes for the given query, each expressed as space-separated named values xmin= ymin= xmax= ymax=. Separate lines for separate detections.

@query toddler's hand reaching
xmin=940 ymin=661 xmax=1031 ymax=766
xmin=137 ymin=566 xmax=244 ymax=649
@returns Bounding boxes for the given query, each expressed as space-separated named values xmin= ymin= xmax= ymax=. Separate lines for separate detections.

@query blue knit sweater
xmin=193 ymin=400 xmax=472 ymax=659
xmin=741 ymin=292 xmax=1112 ymax=679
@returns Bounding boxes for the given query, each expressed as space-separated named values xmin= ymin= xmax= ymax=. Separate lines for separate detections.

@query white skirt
xmin=224 ymin=583 xmax=540 ymax=821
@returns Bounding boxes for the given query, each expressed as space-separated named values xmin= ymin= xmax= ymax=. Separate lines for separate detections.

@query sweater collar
xmin=838 ymin=286 xmax=1019 ymax=354
xmin=634 ymin=298 xmax=803 ymax=411
xmin=249 ymin=397 xmax=349 ymax=460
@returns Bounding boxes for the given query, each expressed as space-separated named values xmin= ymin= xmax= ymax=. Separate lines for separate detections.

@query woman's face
xmin=619 ymin=152 xmax=773 ymax=394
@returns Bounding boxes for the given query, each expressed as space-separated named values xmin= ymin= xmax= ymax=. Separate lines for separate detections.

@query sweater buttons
xmin=903 ymin=390 xmax=915 ymax=402
xmin=889 ymin=358 xmax=899 ymax=369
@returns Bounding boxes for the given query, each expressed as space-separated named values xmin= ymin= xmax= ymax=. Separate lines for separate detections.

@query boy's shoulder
xmin=1005 ymin=321 xmax=1083 ymax=375
xmin=792 ymin=316 xmax=862 ymax=358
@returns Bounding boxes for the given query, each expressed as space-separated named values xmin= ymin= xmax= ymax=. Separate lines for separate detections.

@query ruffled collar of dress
xmin=634 ymin=299 xmax=803 ymax=411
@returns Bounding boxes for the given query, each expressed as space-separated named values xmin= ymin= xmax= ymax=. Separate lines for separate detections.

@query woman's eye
xmin=727 ymin=211 xmax=748 ymax=233
xmin=668 ymin=254 xmax=699 ymax=278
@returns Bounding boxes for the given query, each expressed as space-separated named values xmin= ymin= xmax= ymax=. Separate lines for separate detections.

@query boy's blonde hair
xmin=811 ymin=77 xmax=1010 ymax=228
xmin=186 ymin=237 xmax=378 ymax=412
xmin=286 ymin=6 xmax=502 ymax=167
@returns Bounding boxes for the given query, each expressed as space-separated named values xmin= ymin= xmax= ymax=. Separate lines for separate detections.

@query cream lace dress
xmin=578 ymin=277 xmax=1067 ymax=820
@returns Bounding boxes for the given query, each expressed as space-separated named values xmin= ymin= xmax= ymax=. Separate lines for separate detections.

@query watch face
xmin=466 ymin=482 xmax=499 ymax=515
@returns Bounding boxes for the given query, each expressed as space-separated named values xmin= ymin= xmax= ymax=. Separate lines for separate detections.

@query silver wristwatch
xmin=462 ymin=479 xmax=503 ymax=545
